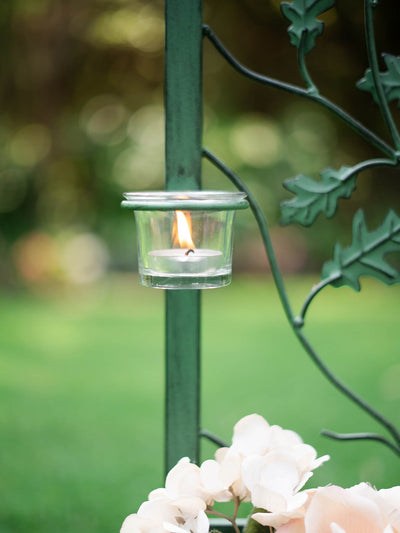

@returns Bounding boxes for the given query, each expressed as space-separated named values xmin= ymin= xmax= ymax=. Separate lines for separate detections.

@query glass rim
xmin=121 ymin=190 xmax=249 ymax=211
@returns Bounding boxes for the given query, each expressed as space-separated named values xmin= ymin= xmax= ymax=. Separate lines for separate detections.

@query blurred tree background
xmin=0 ymin=0 xmax=399 ymax=288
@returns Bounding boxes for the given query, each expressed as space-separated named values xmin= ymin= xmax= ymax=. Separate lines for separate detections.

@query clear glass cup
xmin=122 ymin=191 xmax=248 ymax=289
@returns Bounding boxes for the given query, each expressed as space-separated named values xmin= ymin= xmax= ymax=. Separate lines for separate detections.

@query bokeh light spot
xmin=230 ymin=114 xmax=282 ymax=167
xmin=9 ymin=123 xmax=51 ymax=167
xmin=60 ymin=233 xmax=110 ymax=284
xmin=127 ymin=104 xmax=164 ymax=148
xmin=81 ymin=95 xmax=127 ymax=145
xmin=88 ymin=5 xmax=164 ymax=53
xmin=12 ymin=232 xmax=59 ymax=282
xmin=114 ymin=104 xmax=165 ymax=189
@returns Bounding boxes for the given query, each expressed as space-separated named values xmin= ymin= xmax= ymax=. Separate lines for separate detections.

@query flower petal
xmin=243 ymin=452 xmax=301 ymax=497
xmin=383 ymin=526 xmax=395 ymax=533
xmin=149 ymin=488 xmax=168 ymax=501
xmin=305 ymin=485 xmax=385 ymax=533
xmin=163 ymin=522 xmax=186 ymax=533
xmin=138 ymin=499 xmax=178 ymax=523
xmin=275 ymin=518 xmax=306 ymax=533
xmin=196 ymin=510 xmax=210 ymax=533
xmin=231 ymin=414 xmax=271 ymax=456
xmin=378 ymin=486 xmax=400 ymax=531
xmin=200 ymin=460 xmax=232 ymax=503
xmin=252 ymin=493 xmax=307 ymax=529
xmin=330 ymin=523 xmax=346 ymax=533
xmin=164 ymin=458 xmax=205 ymax=501
xmin=251 ymin=485 xmax=288 ymax=513
xmin=174 ymin=497 xmax=206 ymax=516
xmin=269 ymin=426 xmax=303 ymax=449
xmin=121 ymin=514 xmax=148 ymax=533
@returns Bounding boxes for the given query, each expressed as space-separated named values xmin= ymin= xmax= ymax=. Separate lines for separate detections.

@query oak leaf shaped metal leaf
xmin=280 ymin=0 xmax=335 ymax=55
xmin=321 ymin=209 xmax=400 ymax=291
xmin=280 ymin=166 xmax=357 ymax=226
xmin=357 ymin=54 xmax=400 ymax=105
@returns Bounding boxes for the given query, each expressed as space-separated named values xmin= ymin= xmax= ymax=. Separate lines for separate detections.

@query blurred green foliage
xmin=0 ymin=0 xmax=399 ymax=288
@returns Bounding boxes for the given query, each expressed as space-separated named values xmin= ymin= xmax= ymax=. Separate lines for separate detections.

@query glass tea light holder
xmin=121 ymin=191 xmax=249 ymax=289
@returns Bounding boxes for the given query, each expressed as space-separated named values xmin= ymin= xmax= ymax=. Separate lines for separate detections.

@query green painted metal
xmin=119 ymin=6 xmax=400 ymax=532
xmin=121 ymin=3 xmax=400 ymax=531
xmin=164 ymin=0 xmax=203 ymax=472
xmin=202 ymin=24 xmax=394 ymax=157
xmin=363 ymin=0 xmax=400 ymax=151
xmin=321 ymin=210 xmax=400 ymax=291
xmin=280 ymin=159 xmax=396 ymax=227
xmin=209 ymin=519 xmax=246 ymax=533
xmin=165 ymin=292 xmax=201 ymax=469
xmin=281 ymin=0 xmax=334 ymax=56
xmin=202 ymin=0 xmax=400 ymax=456
xmin=165 ymin=0 xmax=203 ymax=193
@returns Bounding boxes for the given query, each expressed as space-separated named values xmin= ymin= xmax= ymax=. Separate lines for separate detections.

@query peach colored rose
xmin=272 ymin=483 xmax=400 ymax=533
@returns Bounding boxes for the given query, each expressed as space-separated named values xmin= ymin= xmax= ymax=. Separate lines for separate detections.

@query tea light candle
xmin=122 ymin=190 xmax=248 ymax=289
xmin=148 ymin=248 xmax=223 ymax=275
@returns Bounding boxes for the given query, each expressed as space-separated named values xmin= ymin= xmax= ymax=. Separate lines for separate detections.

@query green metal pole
xmin=164 ymin=0 xmax=203 ymax=472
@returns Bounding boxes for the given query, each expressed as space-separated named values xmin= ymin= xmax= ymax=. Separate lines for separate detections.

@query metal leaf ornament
xmin=280 ymin=166 xmax=357 ymax=226
xmin=321 ymin=209 xmax=400 ymax=291
xmin=357 ymin=54 xmax=400 ymax=105
xmin=281 ymin=0 xmax=335 ymax=54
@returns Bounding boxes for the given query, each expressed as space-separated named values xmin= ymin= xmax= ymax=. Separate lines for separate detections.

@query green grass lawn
xmin=0 ymin=274 xmax=399 ymax=532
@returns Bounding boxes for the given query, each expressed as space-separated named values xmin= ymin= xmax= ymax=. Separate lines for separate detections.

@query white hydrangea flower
xmin=200 ymin=447 xmax=251 ymax=503
xmin=121 ymin=482 xmax=209 ymax=533
xmin=120 ymin=514 xmax=149 ymax=533
xmin=121 ymin=498 xmax=179 ymax=533
xmin=200 ymin=414 xmax=329 ymax=511
xmin=121 ymin=414 xmax=330 ymax=533
xmin=164 ymin=509 xmax=209 ymax=533
xmin=242 ymin=451 xmax=311 ymax=512
xmin=199 ymin=458 xmax=233 ymax=503
xmin=251 ymin=489 xmax=315 ymax=530
xmin=230 ymin=414 xmax=271 ymax=456
xmin=263 ymin=425 xmax=302 ymax=454
xmin=149 ymin=457 xmax=209 ymax=508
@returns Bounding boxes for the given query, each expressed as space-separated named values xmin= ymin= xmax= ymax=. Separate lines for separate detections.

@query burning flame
xmin=172 ymin=211 xmax=195 ymax=249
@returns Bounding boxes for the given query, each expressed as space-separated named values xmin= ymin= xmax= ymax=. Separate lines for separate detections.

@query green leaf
xmin=322 ymin=210 xmax=400 ymax=291
xmin=280 ymin=0 xmax=335 ymax=55
xmin=357 ymin=54 xmax=400 ymax=105
xmin=280 ymin=166 xmax=357 ymax=226
xmin=243 ymin=513 xmax=271 ymax=533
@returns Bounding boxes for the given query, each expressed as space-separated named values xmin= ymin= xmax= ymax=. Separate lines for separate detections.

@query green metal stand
xmin=162 ymin=0 xmax=400 ymax=472
xmin=164 ymin=0 xmax=203 ymax=472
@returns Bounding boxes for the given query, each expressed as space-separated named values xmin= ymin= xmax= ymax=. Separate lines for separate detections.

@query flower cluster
xmin=121 ymin=414 xmax=329 ymax=533
xmin=256 ymin=483 xmax=400 ymax=533
xmin=121 ymin=460 xmax=209 ymax=533
xmin=121 ymin=414 xmax=400 ymax=533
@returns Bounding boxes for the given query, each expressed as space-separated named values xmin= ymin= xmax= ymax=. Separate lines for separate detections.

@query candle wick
xmin=185 ymin=248 xmax=195 ymax=256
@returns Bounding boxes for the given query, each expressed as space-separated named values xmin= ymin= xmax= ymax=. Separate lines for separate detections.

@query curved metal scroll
xmin=201 ymin=0 xmax=400 ymax=457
